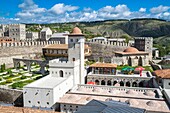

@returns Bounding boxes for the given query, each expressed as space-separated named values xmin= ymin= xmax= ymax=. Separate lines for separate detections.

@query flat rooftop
xmin=57 ymin=93 xmax=169 ymax=112
xmin=70 ymin=85 xmax=162 ymax=100
xmin=57 ymin=85 xmax=169 ymax=112
xmin=25 ymin=75 xmax=67 ymax=89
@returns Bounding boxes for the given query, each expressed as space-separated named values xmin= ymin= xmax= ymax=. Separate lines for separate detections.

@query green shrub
xmin=6 ymin=79 xmax=13 ymax=83
xmin=11 ymin=82 xmax=24 ymax=89
xmin=21 ymin=76 xmax=26 ymax=79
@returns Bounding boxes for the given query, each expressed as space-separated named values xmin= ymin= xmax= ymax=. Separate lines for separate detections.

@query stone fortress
xmin=0 ymin=24 xmax=169 ymax=112
xmin=87 ymin=36 xmax=153 ymax=66
xmin=21 ymin=27 xmax=170 ymax=113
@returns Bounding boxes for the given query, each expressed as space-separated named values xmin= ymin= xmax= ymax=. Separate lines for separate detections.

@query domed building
xmin=112 ymin=47 xmax=149 ymax=66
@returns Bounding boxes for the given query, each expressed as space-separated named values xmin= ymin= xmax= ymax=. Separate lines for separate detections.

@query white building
xmin=9 ymin=24 xmax=26 ymax=41
xmin=91 ymin=37 xmax=107 ymax=42
xmin=49 ymin=31 xmax=69 ymax=44
xmin=23 ymin=27 xmax=85 ymax=108
xmin=26 ymin=32 xmax=39 ymax=41
xmin=40 ymin=27 xmax=52 ymax=41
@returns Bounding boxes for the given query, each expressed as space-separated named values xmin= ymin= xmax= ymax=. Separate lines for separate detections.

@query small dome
xmin=144 ymin=91 xmax=155 ymax=96
xmin=146 ymin=101 xmax=160 ymax=107
xmin=123 ymin=47 xmax=139 ymax=53
xmin=126 ymin=90 xmax=138 ymax=95
xmin=67 ymin=95 xmax=81 ymax=100
xmin=71 ymin=27 xmax=82 ymax=34
xmin=125 ymin=99 xmax=139 ymax=105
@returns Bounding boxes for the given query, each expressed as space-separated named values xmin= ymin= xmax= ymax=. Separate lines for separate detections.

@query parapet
xmin=87 ymin=39 xmax=134 ymax=47
xmin=0 ymin=41 xmax=60 ymax=48
xmin=49 ymin=59 xmax=80 ymax=67
xmin=134 ymin=37 xmax=153 ymax=40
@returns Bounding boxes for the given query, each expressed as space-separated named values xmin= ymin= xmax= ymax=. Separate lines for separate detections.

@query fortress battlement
xmin=0 ymin=41 xmax=60 ymax=48
xmin=49 ymin=59 xmax=80 ymax=67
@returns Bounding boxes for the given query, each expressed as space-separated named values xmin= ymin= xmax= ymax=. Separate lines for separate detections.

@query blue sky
xmin=0 ymin=0 xmax=170 ymax=23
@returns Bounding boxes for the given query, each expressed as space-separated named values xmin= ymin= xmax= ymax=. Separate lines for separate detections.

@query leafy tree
xmin=120 ymin=34 xmax=131 ymax=43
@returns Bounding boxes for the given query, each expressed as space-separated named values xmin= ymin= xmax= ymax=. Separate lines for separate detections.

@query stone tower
xmin=134 ymin=37 xmax=153 ymax=60
xmin=68 ymin=27 xmax=85 ymax=84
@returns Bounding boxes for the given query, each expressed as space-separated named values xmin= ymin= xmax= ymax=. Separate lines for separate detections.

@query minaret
xmin=68 ymin=27 xmax=85 ymax=84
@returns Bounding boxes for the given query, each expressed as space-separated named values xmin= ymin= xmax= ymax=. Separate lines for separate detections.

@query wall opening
xmin=120 ymin=81 xmax=124 ymax=86
xmin=101 ymin=80 xmax=105 ymax=85
xmin=59 ymin=70 xmax=64 ymax=77
xmin=95 ymin=80 xmax=99 ymax=85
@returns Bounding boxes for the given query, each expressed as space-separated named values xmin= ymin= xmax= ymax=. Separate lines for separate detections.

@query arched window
xmin=59 ymin=70 xmax=64 ymax=77
xmin=95 ymin=80 xmax=99 ymax=85
xmin=120 ymin=81 xmax=124 ymax=86
xmin=101 ymin=80 xmax=105 ymax=85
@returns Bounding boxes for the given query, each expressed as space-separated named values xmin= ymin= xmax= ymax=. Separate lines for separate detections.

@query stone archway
xmin=107 ymin=80 xmax=111 ymax=86
xmin=113 ymin=81 xmax=118 ymax=86
xmin=132 ymin=82 xmax=137 ymax=87
xmin=139 ymin=81 xmax=144 ymax=87
xmin=101 ymin=80 xmax=105 ymax=85
xmin=120 ymin=81 xmax=124 ymax=86
xmin=95 ymin=80 xmax=99 ymax=85
xmin=126 ymin=81 xmax=131 ymax=87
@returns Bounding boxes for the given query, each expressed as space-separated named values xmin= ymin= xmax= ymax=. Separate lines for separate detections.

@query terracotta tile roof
xmin=43 ymin=44 xmax=68 ymax=50
xmin=90 ymin=62 xmax=117 ymax=68
xmin=154 ymin=69 xmax=170 ymax=79
xmin=0 ymin=106 xmax=62 ymax=113
xmin=115 ymin=51 xmax=148 ymax=55
xmin=43 ymin=44 xmax=91 ymax=50
xmin=124 ymin=47 xmax=139 ymax=53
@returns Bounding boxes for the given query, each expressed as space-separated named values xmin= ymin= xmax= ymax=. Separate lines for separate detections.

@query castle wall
xmin=86 ymin=41 xmax=129 ymax=62
xmin=0 ymin=41 xmax=59 ymax=67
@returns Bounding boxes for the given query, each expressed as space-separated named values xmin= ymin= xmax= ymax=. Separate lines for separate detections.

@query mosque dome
xmin=146 ymin=101 xmax=160 ymax=107
xmin=123 ymin=47 xmax=139 ymax=53
xmin=71 ymin=27 xmax=82 ymax=34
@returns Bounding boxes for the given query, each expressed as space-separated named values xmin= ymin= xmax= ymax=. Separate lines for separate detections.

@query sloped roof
xmin=43 ymin=44 xmax=68 ymax=50
xmin=154 ymin=69 xmax=170 ymax=79
xmin=90 ymin=62 xmax=117 ymax=68
xmin=76 ymin=99 xmax=145 ymax=113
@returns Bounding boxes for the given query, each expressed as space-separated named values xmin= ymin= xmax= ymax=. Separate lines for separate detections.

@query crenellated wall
xmin=0 ymin=41 xmax=60 ymax=67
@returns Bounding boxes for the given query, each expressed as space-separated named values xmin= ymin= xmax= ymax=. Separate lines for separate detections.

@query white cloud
xmin=163 ymin=12 xmax=170 ymax=16
xmin=139 ymin=8 xmax=146 ymax=12
xmin=1 ymin=1 xmax=170 ymax=24
xmin=150 ymin=5 xmax=170 ymax=14
xmin=49 ymin=3 xmax=78 ymax=15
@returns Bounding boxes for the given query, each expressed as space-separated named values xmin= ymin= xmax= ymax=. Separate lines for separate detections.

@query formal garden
xmin=0 ymin=63 xmax=48 ymax=89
